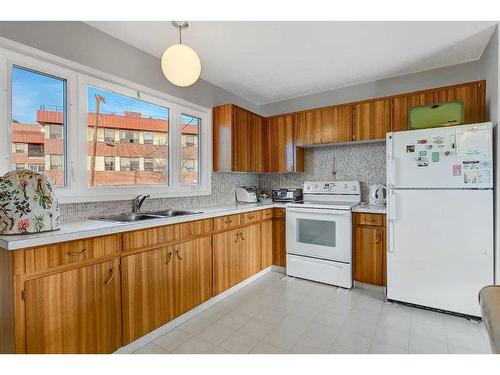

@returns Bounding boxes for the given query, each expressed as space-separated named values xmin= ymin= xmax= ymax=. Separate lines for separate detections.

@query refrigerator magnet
xmin=452 ymin=164 xmax=462 ymax=176
xmin=432 ymin=152 xmax=440 ymax=162
xmin=406 ymin=145 xmax=415 ymax=153
xmin=418 ymin=139 xmax=427 ymax=144
xmin=426 ymin=145 xmax=433 ymax=150
xmin=419 ymin=150 xmax=427 ymax=156
xmin=433 ymin=136 xmax=444 ymax=144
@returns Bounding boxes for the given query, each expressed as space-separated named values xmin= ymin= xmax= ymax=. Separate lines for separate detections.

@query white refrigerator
xmin=386 ymin=122 xmax=494 ymax=317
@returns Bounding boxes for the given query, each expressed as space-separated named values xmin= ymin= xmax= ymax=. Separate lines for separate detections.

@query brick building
xmin=12 ymin=107 xmax=199 ymax=187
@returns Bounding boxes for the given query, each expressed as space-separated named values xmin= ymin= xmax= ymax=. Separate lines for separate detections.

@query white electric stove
xmin=286 ymin=181 xmax=360 ymax=288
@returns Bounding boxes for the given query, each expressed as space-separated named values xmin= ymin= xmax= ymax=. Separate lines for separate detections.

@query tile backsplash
xmin=60 ymin=172 xmax=259 ymax=222
xmin=259 ymin=141 xmax=386 ymax=201
xmin=60 ymin=142 xmax=386 ymax=222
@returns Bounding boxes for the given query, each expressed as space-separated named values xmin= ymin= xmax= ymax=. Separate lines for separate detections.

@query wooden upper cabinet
xmin=213 ymin=104 xmax=265 ymax=173
xmin=25 ymin=259 xmax=122 ymax=354
xmin=393 ymin=91 xmax=435 ymax=132
xmin=434 ymin=81 xmax=485 ymax=124
xmin=353 ymin=99 xmax=393 ymax=141
xmin=265 ymin=114 xmax=304 ymax=173
xmin=295 ymin=105 xmax=352 ymax=145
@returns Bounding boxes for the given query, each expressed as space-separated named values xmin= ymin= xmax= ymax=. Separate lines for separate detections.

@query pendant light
xmin=161 ymin=21 xmax=201 ymax=87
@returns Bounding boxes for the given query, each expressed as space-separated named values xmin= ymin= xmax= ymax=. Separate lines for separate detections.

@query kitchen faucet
xmin=132 ymin=194 xmax=151 ymax=213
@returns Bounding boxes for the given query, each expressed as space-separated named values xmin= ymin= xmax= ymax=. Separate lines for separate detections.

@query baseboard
xmin=115 ymin=266 xmax=274 ymax=354
xmin=271 ymin=265 xmax=286 ymax=274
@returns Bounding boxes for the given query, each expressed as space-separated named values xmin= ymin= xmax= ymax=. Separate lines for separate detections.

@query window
xmin=15 ymin=163 xmax=25 ymax=170
xmin=144 ymin=132 xmax=154 ymax=144
xmin=180 ymin=114 xmax=200 ymax=185
xmin=104 ymin=128 xmax=115 ymax=144
xmin=88 ymin=86 xmax=169 ymax=187
xmin=49 ymin=124 xmax=63 ymax=139
xmin=28 ymin=143 xmax=44 ymax=157
xmin=10 ymin=66 xmax=67 ymax=187
xmin=104 ymin=156 xmax=115 ymax=171
xmin=28 ymin=164 xmax=45 ymax=173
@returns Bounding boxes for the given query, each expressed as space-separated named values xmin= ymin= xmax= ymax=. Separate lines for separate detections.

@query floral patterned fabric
xmin=0 ymin=169 xmax=60 ymax=235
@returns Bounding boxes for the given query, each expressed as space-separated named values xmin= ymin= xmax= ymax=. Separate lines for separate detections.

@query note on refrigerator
xmin=456 ymin=127 xmax=491 ymax=161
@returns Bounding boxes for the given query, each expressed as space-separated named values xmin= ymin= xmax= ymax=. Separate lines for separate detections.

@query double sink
xmin=92 ymin=209 xmax=202 ymax=223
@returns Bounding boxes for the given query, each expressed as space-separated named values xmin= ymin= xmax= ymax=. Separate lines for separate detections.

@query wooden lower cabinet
xmin=121 ymin=236 xmax=212 ymax=344
xmin=25 ymin=259 xmax=122 ymax=354
xmin=272 ymin=215 xmax=286 ymax=267
xmin=261 ymin=220 xmax=273 ymax=269
xmin=213 ymin=224 xmax=261 ymax=295
xmin=353 ymin=213 xmax=386 ymax=286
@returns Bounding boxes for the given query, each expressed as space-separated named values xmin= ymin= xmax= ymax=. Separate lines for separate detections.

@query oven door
xmin=286 ymin=206 xmax=352 ymax=263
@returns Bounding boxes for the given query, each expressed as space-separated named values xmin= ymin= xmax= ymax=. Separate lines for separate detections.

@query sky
xmin=12 ymin=66 xmax=176 ymax=124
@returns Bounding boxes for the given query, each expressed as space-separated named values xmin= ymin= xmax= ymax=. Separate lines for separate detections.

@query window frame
xmin=0 ymin=41 xmax=212 ymax=204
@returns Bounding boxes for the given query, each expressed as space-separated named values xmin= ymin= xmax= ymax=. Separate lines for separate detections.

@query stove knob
xmin=343 ymin=183 xmax=348 ymax=189
xmin=352 ymin=186 xmax=357 ymax=191
xmin=314 ymin=184 xmax=318 ymax=189
xmin=306 ymin=185 xmax=311 ymax=190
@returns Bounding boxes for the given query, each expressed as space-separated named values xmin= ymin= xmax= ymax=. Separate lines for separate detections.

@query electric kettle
xmin=369 ymin=184 xmax=387 ymax=206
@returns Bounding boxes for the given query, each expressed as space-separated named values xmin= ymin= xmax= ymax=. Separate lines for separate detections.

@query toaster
xmin=236 ymin=186 xmax=258 ymax=203
xmin=271 ymin=188 xmax=303 ymax=202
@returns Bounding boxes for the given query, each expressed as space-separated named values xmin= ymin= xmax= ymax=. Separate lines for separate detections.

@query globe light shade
xmin=161 ymin=44 xmax=201 ymax=87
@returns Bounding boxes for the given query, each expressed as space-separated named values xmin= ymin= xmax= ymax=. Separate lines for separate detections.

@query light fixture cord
xmin=178 ymin=26 xmax=182 ymax=45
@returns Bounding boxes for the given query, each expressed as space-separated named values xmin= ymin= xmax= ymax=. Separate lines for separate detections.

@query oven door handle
xmin=286 ymin=207 xmax=351 ymax=216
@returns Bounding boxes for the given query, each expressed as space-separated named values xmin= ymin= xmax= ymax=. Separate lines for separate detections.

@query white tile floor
xmin=133 ymin=271 xmax=491 ymax=354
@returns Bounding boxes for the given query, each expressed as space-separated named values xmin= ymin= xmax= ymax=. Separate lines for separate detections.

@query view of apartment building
xmin=11 ymin=106 xmax=199 ymax=187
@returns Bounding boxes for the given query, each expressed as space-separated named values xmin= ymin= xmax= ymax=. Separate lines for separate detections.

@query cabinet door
xmin=121 ymin=247 xmax=174 ymax=344
xmin=249 ymin=113 xmax=265 ymax=172
xmin=272 ymin=217 xmax=286 ymax=267
xmin=353 ymin=226 xmax=385 ymax=286
xmin=434 ymin=82 xmax=485 ymax=124
xmin=261 ymin=220 xmax=273 ymax=269
xmin=172 ymin=236 xmax=212 ymax=317
xmin=213 ymin=228 xmax=241 ymax=295
xmin=320 ymin=105 xmax=353 ymax=143
xmin=353 ymin=99 xmax=392 ymax=141
xmin=393 ymin=92 xmax=435 ymax=132
xmin=295 ymin=110 xmax=322 ymax=145
xmin=25 ymin=259 xmax=121 ymax=354
xmin=238 ymin=224 xmax=261 ymax=281
xmin=232 ymin=106 xmax=252 ymax=172
xmin=265 ymin=115 xmax=296 ymax=172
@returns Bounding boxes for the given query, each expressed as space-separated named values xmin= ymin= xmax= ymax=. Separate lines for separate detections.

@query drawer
xmin=175 ymin=219 xmax=213 ymax=239
xmin=273 ymin=208 xmax=285 ymax=218
xmin=240 ymin=210 xmax=263 ymax=225
xmin=122 ymin=224 xmax=176 ymax=251
xmin=354 ymin=213 xmax=385 ymax=226
xmin=25 ymin=234 xmax=122 ymax=274
xmin=213 ymin=214 xmax=241 ymax=231
xmin=262 ymin=209 xmax=273 ymax=220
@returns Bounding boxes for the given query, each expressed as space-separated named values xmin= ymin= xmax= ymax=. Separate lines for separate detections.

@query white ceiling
xmin=86 ymin=21 xmax=496 ymax=105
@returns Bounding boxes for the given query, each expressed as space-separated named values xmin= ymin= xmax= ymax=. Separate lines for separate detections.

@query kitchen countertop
xmin=352 ymin=203 xmax=387 ymax=214
xmin=0 ymin=201 xmax=287 ymax=251
xmin=0 ymin=201 xmax=386 ymax=250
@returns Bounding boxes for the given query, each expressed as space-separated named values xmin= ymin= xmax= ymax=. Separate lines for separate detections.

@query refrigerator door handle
xmin=386 ymin=133 xmax=395 ymax=187
xmin=388 ymin=190 xmax=396 ymax=253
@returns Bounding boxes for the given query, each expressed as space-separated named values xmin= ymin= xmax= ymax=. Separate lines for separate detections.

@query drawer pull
xmin=225 ymin=219 xmax=233 ymax=224
xmin=248 ymin=215 xmax=255 ymax=220
xmin=265 ymin=212 xmax=271 ymax=216
xmin=66 ymin=248 xmax=87 ymax=256
xmin=166 ymin=252 xmax=173 ymax=265
xmin=104 ymin=268 xmax=115 ymax=286
xmin=175 ymin=250 xmax=183 ymax=261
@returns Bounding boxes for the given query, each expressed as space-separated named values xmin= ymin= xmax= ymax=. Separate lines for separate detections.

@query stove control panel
xmin=303 ymin=181 xmax=360 ymax=195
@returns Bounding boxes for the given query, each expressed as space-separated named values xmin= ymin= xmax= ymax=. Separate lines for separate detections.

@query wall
xmin=259 ymin=61 xmax=481 ymax=116
xmin=0 ymin=21 xmax=259 ymax=113
xmin=61 ymin=172 xmax=258 ymax=222
xmin=479 ymin=24 xmax=500 ymax=284
xmin=260 ymin=142 xmax=386 ymax=202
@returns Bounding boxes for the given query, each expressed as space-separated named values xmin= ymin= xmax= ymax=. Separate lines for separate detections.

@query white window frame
xmin=0 ymin=39 xmax=212 ymax=204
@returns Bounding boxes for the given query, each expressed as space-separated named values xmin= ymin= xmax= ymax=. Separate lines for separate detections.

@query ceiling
xmin=86 ymin=21 xmax=496 ymax=105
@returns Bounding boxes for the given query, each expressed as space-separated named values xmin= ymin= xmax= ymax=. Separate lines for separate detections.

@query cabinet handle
xmin=66 ymin=248 xmax=87 ymax=256
xmin=225 ymin=219 xmax=233 ymax=224
xmin=248 ymin=215 xmax=255 ymax=220
xmin=374 ymin=231 xmax=382 ymax=244
xmin=104 ymin=268 xmax=115 ymax=286
xmin=280 ymin=226 xmax=285 ymax=233
xmin=239 ymin=231 xmax=245 ymax=241
xmin=166 ymin=252 xmax=173 ymax=265
xmin=234 ymin=233 xmax=239 ymax=243
xmin=265 ymin=212 xmax=271 ymax=216
xmin=175 ymin=250 xmax=183 ymax=261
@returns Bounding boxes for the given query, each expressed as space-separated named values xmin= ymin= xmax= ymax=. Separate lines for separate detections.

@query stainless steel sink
xmin=148 ymin=209 xmax=200 ymax=217
xmin=91 ymin=210 xmax=201 ymax=223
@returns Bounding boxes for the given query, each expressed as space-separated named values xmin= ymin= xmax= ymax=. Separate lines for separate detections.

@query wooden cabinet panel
xmin=353 ymin=226 xmax=386 ymax=286
xmin=213 ymin=214 xmax=241 ymax=231
xmin=26 ymin=259 xmax=121 ymax=353
xmin=238 ymin=224 xmax=261 ymax=281
xmin=272 ymin=217 xmax=286 ymax=267
xmin=122 ymin=225 xmax=176 ymax=252
xmin=232 ymin=106 xmax=252 ymax=172
xmin=175 ymin=219 xmax=213 ymax=240
xmin=262 ymin=209 xmax=273 ymax=220
xmin=265 ymin=115 xmax=303 ymax=172
xmin=172 ymin=236 xmax=212 ymax=318
xmin=250 ymin=114 xmax=265 ymax=172
xmin=213 ymin=104 xmax=233 ymax=172
xmin=25 ymin=234 xmax=121 ymax=274
xmin=261 ymin=220 xmax=273 ymax=270
xmin=121 ymin=247 xmax=174 ymax=344
xmin=353 ymin=99 xmax=392 ymax=141
xmin=393 ymin=92 xmax=435 ymax=132
xmin=320 ymin=105 xmax=353 ymax=143
xmin=295 ymin=110 xmax=322 ymax=146
xmin=240 ymin=210 xmax=263 ymax=225
xmin=353 ymin=213 xmax=385 ymax=226
xmin=434 ymin=82 xmax=485 ymax=124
